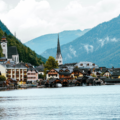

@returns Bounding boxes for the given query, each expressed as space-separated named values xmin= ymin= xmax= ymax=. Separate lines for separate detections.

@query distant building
xmin=75 ymin=62 xmax=99 ymax=69
xmin=56 ymin=34 xmax=63 ymax=65
xmin=0 ymin=35 xmax=19 ymax=64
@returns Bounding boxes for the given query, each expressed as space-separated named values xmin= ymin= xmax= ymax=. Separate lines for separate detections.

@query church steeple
xmin=57 ymin=34 xmax=61 ymax=57
xmin=56 ymin=34 xmax=63 ymax=65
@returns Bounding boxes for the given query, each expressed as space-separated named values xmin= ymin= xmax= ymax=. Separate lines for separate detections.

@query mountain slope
xmin=25 ymin=29 xmax=90 ymax=54
xmin=0 ymin=21 xmax=46 ymax=65
xmin=0 ymin=20 xmax=13 ymax=36
xmin=41 ymin=15 xmax=120 ymax=68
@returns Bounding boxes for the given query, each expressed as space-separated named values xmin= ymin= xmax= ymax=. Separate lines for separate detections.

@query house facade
xmin=27 ymin=68 xmax=38 ymax=83
xmin=46 ymin=69 xmax=59 ymax=80
xmin=6 ymin=63 xmax=27 ymax=83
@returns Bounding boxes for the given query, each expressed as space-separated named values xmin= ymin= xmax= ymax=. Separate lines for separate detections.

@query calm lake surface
xmin=0 ymin=86 xmax=120 ymax=120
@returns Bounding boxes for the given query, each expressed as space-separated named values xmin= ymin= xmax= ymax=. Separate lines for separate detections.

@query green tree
xmin=100 ymin=72 xmax=104 ymax=77
xmin=0 ymin=75 xmax=6 ymax=81
xmin=0 ymin=27 xmax=46 ymax=65
xmin=91 ymin=73 xmax=97 ymax=78
xmin=38 ymin=74 xmax=44 ymax=79
xmin=44 ymin=56 xmax=58 ymax=77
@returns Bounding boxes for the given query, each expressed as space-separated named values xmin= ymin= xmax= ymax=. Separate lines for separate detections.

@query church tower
xmin=56 ymin=34 xmax=63 ymax=65
xmin=0 ymin=35 xmax=8 ymax=58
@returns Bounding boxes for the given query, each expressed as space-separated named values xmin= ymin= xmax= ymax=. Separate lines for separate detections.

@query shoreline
xmin=1 ymin=83 xmax=120 ymax=91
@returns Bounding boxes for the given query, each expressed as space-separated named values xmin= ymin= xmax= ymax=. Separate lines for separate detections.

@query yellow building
xmin=6 ymin=63 xmax=27 ymax=84
xmin=0 ymin=64 xmax=6 ymax=77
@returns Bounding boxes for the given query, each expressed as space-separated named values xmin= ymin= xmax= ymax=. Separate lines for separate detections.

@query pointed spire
xmin=57 ymin=34 xmax=61 ymax=55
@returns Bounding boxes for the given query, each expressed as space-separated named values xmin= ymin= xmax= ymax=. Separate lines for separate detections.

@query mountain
xmin=0 ymin=21 xmax=46 ymax=65
xmin=41 ymin=15 xmax=120 ymax=68
xmin=25 ymin=29 xmax=90 ymax=54
xmin=0 ymin=20 xmax=13 ymax=36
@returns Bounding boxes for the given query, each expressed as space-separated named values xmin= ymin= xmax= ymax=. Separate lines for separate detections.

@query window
xmin=59 ymin=61 xmax=61 ymax=63
xmin=3 ymin=45 xmax=5 ymax=47
xmin=80 ymin=64 xmax=83 ymax=66
xmin=87 ymin=64 xmax=89 ymax=66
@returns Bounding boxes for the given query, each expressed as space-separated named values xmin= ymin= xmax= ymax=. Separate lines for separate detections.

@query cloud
xmin=0 ymin=0 xmax=120 ymax=43
xmin=84 ymin=44 xmax=94 ymax=53
xmin=98 ymin=37 xmax=118 ymax=47
xmin=69 ymin=45 xmax=77 ymax=57
xmin=0 ymin=0 xmax=7 ymax=12
xmin=67 ymin=54 xmax=72 ymax=59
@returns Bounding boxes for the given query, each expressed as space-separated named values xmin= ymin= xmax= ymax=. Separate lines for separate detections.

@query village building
xmin=0 ymin=35 xmax=19 ymax=64
xmin=35 ymin=65 xmax=44 ymax=75
xmin=56 ymin=34 xmax=63 ymax=65
xmin=75 ymin=62 xmax=99 ymax=69
xmin=6 ymin=63 xmax=27 ymax=84
xmin=59 ymin=63 xmax=77 ymax=69
xmin=59 ymin=68 xmax=73 ymax=80
xmin=46 ymin=69 xmax=59 ymax=80
xmin=0 ymin=64 xmax=6 ymax=77
xmin=103 ymin=70 xmax=111 ymax=77
xmin=71 ymin=68 xmax=84 ymax=79
xmin=27 ymin=68 xmax=38 ymax=83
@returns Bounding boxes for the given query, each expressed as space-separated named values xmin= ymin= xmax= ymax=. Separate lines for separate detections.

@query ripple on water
xmin=0 ymin=86 xmax=120 ymax=120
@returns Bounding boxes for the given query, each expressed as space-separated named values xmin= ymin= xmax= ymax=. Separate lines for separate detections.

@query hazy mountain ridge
xmin=41 ymin=15 xmax=120 ymax=68
xmin=25 ymin=29 xmax=90 ymax=54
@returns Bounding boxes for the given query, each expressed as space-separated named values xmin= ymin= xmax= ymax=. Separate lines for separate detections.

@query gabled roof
xmin=28 ymin=68 xmax=38 ymax=73
xmin=59 ymin=72 xmax=71 ymax=75
xmin=35 ymin=65 xmax=44 ymax=72
xmin=6 ymin=63 xmax=27 ymax=69
xmin=8 ymin=46 xmax=18 ymax=59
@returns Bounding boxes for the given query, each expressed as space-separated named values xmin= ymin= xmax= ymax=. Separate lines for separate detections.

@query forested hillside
xmin=0 ymin=26 xmax=46 ymax=65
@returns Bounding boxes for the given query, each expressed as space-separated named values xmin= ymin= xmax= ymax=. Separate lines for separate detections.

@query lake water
xmin=0 ymin=86 xmax=120 ymax=120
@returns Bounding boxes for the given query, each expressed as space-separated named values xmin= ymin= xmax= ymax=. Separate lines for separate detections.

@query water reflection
xmin=0 ymin=86 xmax=120 ymax=120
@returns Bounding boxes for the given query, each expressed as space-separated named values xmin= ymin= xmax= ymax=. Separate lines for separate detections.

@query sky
xmin=0 ymin=0 xmax=120 ymax=43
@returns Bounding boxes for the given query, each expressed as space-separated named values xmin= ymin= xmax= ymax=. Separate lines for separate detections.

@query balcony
xmin=24 ymin=75 xmax=27 ymax=78
xmin=7 ymin=71 xmax=11 ymax=74
xmin=7 ymin=75 xmax=11 ymax=78
xmin=74 ymin=74 xmax=79 ymax=76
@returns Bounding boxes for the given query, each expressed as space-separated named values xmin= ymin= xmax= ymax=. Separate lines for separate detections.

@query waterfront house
xmin=46 ymin=69 xmax=59 ymax=80
xmin=103 ymin=70 xmax=111 ymax=77
xmin=59 ymin=68 xmax=73 ymax=80
xmin=6 ymin=63 xmax=27 ymax=84
xmin=71 ymin=68 xmax=83 ymax=79
xmin=27 ymin=68 xmax=38 ymax=83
